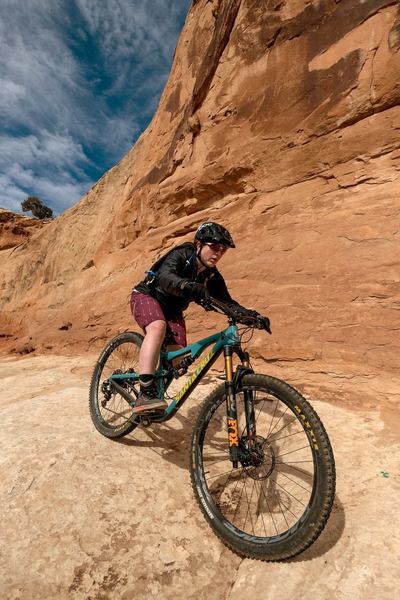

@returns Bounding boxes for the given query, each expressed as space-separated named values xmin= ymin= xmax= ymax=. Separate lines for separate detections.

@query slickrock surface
xmin=0 ymin=355 xmax=399 ymax=598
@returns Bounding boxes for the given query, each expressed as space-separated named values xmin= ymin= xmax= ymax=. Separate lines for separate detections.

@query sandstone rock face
xmin=0 ymin=0 xmax=399 ymax=383
xmin=0 ymin=208 xmax=48 ymax=251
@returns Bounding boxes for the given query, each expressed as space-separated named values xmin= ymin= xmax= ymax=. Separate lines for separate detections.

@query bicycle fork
xmin=224 ymin=347 xmax=256 ymax=467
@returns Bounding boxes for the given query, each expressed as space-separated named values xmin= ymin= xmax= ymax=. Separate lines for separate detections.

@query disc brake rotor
xmin=241 ymin=435 xmax=275 ymax=480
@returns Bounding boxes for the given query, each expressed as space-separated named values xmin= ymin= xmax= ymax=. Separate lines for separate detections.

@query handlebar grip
xmin=205 ymin=297 xmax=271 ymax=333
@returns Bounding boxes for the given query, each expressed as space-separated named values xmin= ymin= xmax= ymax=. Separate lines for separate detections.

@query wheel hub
xmin=240 ymin=435 xmax=275 ymax=480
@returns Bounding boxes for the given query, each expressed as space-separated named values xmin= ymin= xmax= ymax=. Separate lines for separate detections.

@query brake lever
xmin=199 ymin=299 xmax=214 ymax=311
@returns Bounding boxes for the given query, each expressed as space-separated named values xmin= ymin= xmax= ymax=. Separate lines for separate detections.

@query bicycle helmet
xmin=194 ymin=222 xmax=236 ymax=248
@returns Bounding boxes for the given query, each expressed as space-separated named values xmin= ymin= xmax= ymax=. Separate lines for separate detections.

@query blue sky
xmin=0 ymin=0 xmax=191 ymax=215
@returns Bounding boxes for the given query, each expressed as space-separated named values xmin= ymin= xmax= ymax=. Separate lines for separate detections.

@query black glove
xmin=235 ymin=308 xmax=272 ymax=333
xmin=257 ymin=315 xmax=272 ymax=334
xmin=183 ymin=282 xmax=210 ymax=304
xmin=234 ymin=307 xmax=259 ymax=325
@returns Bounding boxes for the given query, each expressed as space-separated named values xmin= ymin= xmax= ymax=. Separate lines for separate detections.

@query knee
xmin=146 ymin=320 xmax=167 ymax=341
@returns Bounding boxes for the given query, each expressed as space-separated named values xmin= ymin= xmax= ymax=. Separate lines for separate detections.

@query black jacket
xmin=134 ymin=242 xmax=243 ymax=317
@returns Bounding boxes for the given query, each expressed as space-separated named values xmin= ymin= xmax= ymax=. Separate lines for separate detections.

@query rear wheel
xmin=190 ymin=374 xmax=336 ymax=560
xmin=89 ymin=332 xmax=143 ymax=438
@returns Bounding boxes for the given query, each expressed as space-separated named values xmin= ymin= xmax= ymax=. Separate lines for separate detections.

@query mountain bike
xmin=89 ymin=298 xmax=336 ymax=560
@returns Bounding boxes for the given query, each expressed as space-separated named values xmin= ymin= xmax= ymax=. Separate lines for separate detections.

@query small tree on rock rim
xmin=21 ymin=196 xmax=53 ymax=219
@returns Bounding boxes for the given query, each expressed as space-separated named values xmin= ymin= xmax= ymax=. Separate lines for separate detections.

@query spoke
xmin=226 ymin=467 xmax=246 ymax=502
xmin=269 ymin=477 xmax=307 ymax=507
xmin=267 ymin=405 xmax=290 ymax=439
xmin=243 ymin=477 xmax=256 ymax=535
xmin=120 ymin=346 xmax=129 ymax=370
xmin=103 ymin=405 xmax=130 ymax=421
xmin=259 ymin=481 xmax=278 ymax=535
xmin=205 ymin=466 xmax=242 ymax=480
xmin=267 ymin=417 xmax=298 ymax=442
xmin=216 ymin=468 xmax=236 ymax=505
xmin=203 ymin=455 xmax=230 ymax=468
xmin=211 ymin=464 xmax=246 ymax=508
xmin=257 ymin=394 xmax=276 ymax=435
xmin=276 ymin=460 xmax=313 ymax=464
xmin=268 ymin=428 xmax=304 ymax=443
xmin=258 ymin=491 xmax=268 ymax=537
xmin=275 ymin=463 xmax=314 ymax=483
xmin=274 ymin=492 xmax=299 ymax=521
xmin=253 ymin=392 xmax=266 ymax=423
xmin=258 ymin=479 xmax=300 ymax=529
xmin=275 ymin=489 xmax=290 ymax=529
xmin=277 ymin=470 xmax=314 ymax=493
xmin=203 ymin=392 xmax=315 ymax=538
xmin=266 ymin=398 xmax=279 ymax=439
xmin=275 ymin=445 xmax=311 ymax=459
xmin=231 ymin=471 xmax=248 ymax=522
xmin=95 ymin=339 xmax=142 ymax=428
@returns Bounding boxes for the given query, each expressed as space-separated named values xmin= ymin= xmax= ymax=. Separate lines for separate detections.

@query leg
xmin=130 ymin=291 xmax=168 ymax=413
xmin=139 ymin=319 xmax=166 ymax=374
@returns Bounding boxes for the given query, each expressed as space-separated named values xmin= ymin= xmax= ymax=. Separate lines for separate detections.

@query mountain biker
xmin=130 ymin=221 xmax=270 ymax=414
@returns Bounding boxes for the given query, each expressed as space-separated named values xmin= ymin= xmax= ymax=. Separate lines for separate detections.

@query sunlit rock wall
xmin=0 ymin=0 xmax=399 ymax=382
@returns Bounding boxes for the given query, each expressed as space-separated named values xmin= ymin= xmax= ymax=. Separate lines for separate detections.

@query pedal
xmin=137 ymin=407 xmax=166 ymax=427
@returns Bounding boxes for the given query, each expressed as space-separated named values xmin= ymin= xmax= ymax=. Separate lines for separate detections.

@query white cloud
xmin=0 ymin=133 xmax=89 ymax=171
xmin=0 ymin=173 xmax=28 ymax=212
xmin=0 ymin=0 xmax=190 ymax=214
xmin=0 ymin=79 xmax=26 ymax=112
xmin=0 ymin=130 xmax=94 ymax=213
xmin=0 ymin=160 xmax=92 ymax=215
xmin=76 ymin=0 xmax=185 ymax=65
xmin=0 ymin=4 xmax=81 ymax=132
xmin=74 ymin=0 xmax=189 ymax=108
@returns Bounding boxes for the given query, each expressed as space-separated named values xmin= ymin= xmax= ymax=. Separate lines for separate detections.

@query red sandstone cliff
xmin=0 ymin=0 xmax=399 ymax=383
xmin=0 ymin=209 xmax=49 ymax=251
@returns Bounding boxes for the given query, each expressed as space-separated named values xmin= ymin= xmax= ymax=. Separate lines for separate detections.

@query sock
xmin=139 ymin=374 xmax=155 ymax=392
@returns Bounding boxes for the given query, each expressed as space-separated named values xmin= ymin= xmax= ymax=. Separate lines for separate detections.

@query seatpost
xmin=224 ymin=345 xmax=239 ymax=467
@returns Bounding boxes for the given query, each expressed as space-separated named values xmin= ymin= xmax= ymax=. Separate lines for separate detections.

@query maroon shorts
xmin=130 ymin=290 xmax=187 ymax=347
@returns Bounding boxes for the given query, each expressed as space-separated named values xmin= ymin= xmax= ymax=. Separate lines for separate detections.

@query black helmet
xmin=195 ymin=222 xmax=236 ymax=248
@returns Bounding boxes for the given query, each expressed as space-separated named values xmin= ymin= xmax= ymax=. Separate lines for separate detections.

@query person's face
xmin=198 ymin=242 xmax=228 ymax=268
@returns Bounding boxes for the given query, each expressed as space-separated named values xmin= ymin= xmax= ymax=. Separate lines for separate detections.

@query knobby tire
xmin=89 ymin=331 xmax=143 ymax=439
xmin=190 ymin=373 xmax=336 ymax=560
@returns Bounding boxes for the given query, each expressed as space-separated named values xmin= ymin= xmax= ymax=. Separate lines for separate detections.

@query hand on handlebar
xmin=202 ymin=297 xmax=272 ymax=333
xmin=233 ymin=307 xmax=272 ymax=333
xmin=257 ymin=315 xmax=272 ymax=334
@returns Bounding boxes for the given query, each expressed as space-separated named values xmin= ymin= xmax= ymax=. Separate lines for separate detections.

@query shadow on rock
xmin=115 ymin=402 xmax=200 ymax=471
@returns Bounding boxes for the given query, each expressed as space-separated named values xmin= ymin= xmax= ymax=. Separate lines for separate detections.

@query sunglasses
xmin=205 ymin=242 xmax=228 ymax=254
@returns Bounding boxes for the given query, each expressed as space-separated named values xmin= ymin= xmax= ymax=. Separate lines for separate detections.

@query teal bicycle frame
xmin=110 ymin=324 xmax=239 ymax=415
xmin=109 ymin=321 xmax=251 ymax=465
xmin=159 ymin=323 xmax=240 ymax=415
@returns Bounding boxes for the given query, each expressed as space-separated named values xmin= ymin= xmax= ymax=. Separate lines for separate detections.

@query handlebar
xmin=201 ymin=297 xmax=272 ymax=334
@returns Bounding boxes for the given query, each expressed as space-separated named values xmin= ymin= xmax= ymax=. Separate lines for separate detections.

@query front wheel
xmin=190 ymin=374 xmax=336 ymax=560
xmin=89 ymin=331 xmax=143 ymax=439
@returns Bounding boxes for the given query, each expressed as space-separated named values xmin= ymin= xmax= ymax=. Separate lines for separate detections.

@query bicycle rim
xmin=90 ymin=333 xmax=142 ymax=436
xmin=192 ymin=375 xmax=335 ymax=559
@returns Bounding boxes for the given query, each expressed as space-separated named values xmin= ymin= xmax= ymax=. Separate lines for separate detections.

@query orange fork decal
xmin=228 ymin=418 xmax=239 ymax=447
